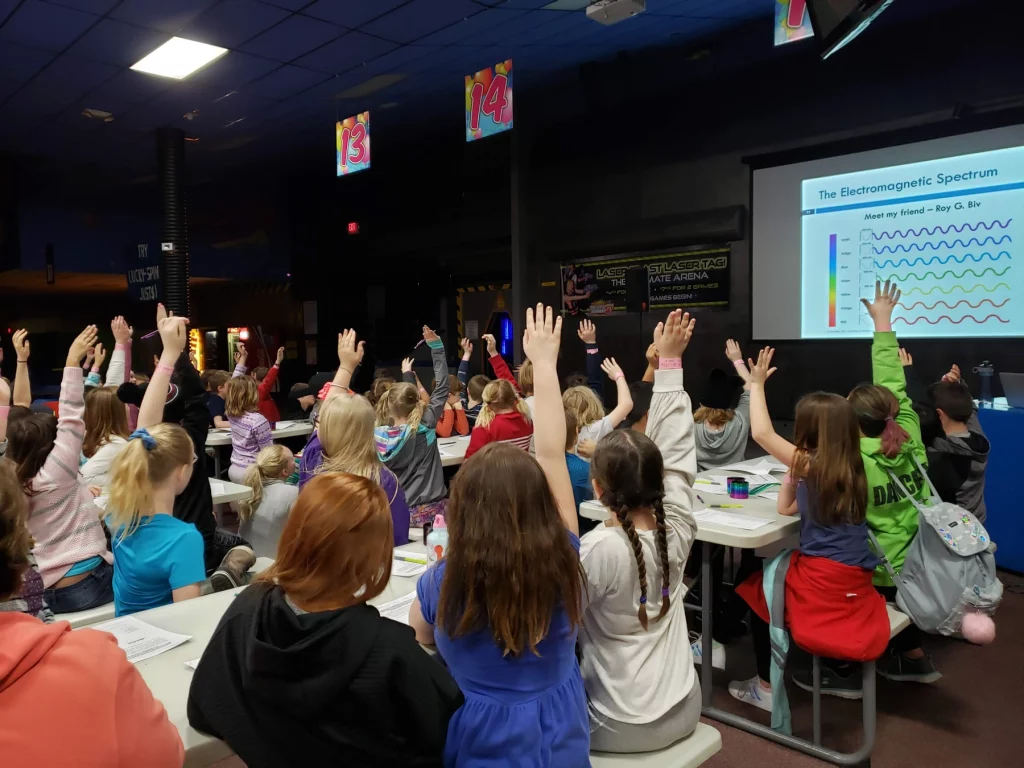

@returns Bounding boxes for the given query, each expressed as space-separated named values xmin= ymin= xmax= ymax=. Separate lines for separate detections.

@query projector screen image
xmin=752 ymin=125 xmax=1024 ymax=339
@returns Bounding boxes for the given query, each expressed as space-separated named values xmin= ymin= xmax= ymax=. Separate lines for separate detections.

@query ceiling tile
xmin=301 ymin=0 xmax=408 ymax=28
xmin=86 ymin=69 xmax=170 ymax=104
xmin=0 ymin=1 xmax=99 ymax=51
xmin=67 ymin=19 xmax=170 ymax=67
xmin=1 ymin=81 xmax=83 ymax=117
xmin=470 ymin=9 xmax=565 ymax=45
xmin=110 ymin=0 xmax=220 ymax=34
xmin=293 ymin=31 xmax=397 ymax=74
xmin=415 ymin=8 xmax=530 ymax=46
xmin=338 ymin=42 xmax=439 ymax=80
xmin=257 ymin=0 xmax=309 ymax=10
xmin=188 ymin=51 xmax=281 ymax=90
xmin=240 ymin=14 xmax=346 ymax=62
xmin=359 ymin=0 xmax=484 ymax=44
xmin=246 ymin=64 xmax=327 ymax=99
xmin=0 ymin=41 xmax=56 ymax=81
xmin=179 ymin=0 xmax=291 ymax=49
xmin=33 ymin=54 xmax=119 ymax=92
xmin=44 ymin=0 xmax=119 ymax=12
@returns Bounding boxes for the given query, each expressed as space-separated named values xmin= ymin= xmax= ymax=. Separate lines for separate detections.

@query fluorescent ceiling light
xmin=131 ymin=37 xmax=228 ymax=80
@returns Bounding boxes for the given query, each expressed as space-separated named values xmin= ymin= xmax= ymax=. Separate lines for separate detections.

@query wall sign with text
xmin=126 ymin=243 xmax=162 ymax=303
xmin=336 ymin=112 xmax=370 ymax=176
xmin=561 ymin=247 xmax=731 ymax=316
xmin=465 ymin=60 xmax=513 ymax=142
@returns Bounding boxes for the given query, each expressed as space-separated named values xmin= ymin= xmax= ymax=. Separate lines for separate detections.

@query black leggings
xmin=875 ymin=585 xmax=922 ymax=654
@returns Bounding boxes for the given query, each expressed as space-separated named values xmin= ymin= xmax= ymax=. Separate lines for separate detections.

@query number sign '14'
xmin=465 ymin=60 xmax=513 ymax=142
xmin=336 ymin=112 xmax=370 ymax=177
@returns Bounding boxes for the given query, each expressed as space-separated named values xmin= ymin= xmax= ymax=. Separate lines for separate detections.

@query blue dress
xmin=415 ymin=533 xmax=589 ymax=767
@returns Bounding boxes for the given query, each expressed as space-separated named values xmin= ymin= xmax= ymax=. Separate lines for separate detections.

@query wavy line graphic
xmin=874 ymin=236 xmax=1011 ymax=253
xmin=873 ymin=251 xmax=1011 ymax=269
xmin=885 ymin=266 xmax=1012 ymax=281
xmin=898 ymin=298 xmax=1009 ymax=312
xmin=894 ymin=314 xmax=1010 ymax=325
xmin=872 ymin=220 xmax=1012 ymax=240
xmin=901 ymin=282 xmax=1010 ymax=296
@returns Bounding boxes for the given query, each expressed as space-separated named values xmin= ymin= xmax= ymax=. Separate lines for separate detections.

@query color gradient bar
xmin=828 ymin=234 xmax=837 ymax=327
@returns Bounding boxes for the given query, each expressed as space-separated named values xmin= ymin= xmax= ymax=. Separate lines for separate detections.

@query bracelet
xmin=659 ymin=357 xmax=682 ymax=370
xmin=338 ymin=366 xmax=352 ymax=375
xmin=156 ymin=363 xmax=174 ymax=376
xmin=613 ymin=372 xmax=625 ymax=381
xmin=328 ymin=382 xmax=349 ymax=391
xmin=732 ymin=359 xmax=746 ymax=369
xmin=90 ymin=366 xmax=100 ymax=374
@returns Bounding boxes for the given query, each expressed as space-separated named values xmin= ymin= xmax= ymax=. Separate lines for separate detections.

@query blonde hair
xmin=224 ymin=376 xmax=259 ymax=417
xmin=562 ymin=385 xmax=605 ymax=429
xmin=375 ymin=382 xmax=427 ymax=432
xmin=107 ymin=424 xmax=194 ymax=539
xmin=694 ymin=406 xmax=735 ymax=429
xmin=318 ymin=394 xmax=381 ymax=483
xmin=83 ymin=386 xmax=130 ymax=458
xmin=517 ymin=359 xmax=534 ymax=396
xmin=477 ymin=379 xmax=531 ymax=428
xmin=240 ymin=445 xmax=293 ymax=521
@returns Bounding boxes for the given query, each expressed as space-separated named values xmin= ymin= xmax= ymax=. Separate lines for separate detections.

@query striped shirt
xmin=26 ymin=367 xmax=113 ymax=588
xmin=228 ymin=411 xmax=273 ymax=468
xmin=465 ymin=411 xmax=534 ymax=460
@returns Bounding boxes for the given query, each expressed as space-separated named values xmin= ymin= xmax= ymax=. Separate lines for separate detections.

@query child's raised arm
xmin=577 ymin=319 xmax=603 ymax=396
xmin=747 ymin=347 xmax=797 ymax=467
xmin=599 ymin=358 xmax=633 ymax=429
xmin=457 ymin=339 xmax=472 ymax=408
xmin=325 ymin=329 xmax=364 ymax=405
xmin=140 ymin=304 xmax=188 ymax=430
xmin=421 ymin=326 xmax=450 ymax=429
xmin=107 ymin=316 xmax=132 ymax=387
xmin=42 ymin=325 xmax=98 ymax=482
xmin=12 ymin=329 xmax=31 ymax=407
xmin=483 ymin=334 xmax=520 ymax=392
xmin=524 ymin=304 xmax=578 ymax=536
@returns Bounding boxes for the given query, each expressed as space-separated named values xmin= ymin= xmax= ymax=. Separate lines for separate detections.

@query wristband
xmin=91 ymin=366 xmax=101 ymax=374
xmin=586 ymin=348 xmax=599 ymax=355
xmin=732 ymin=359 xmax=746 ymax=369
xmin=115 ymin=342 xmax=129 ymax=352
xmin=156 ymin=363 xmax=174 ymax=376
xmin=613 ymin=372 xmax=625 ymax=381
xmin=659 ymin=357 xmax=682 ymax=370
xmin=338 ymin=366 xmax=353 ymax=375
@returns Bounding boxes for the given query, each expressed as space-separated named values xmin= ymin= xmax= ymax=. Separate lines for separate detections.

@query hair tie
xmin=885 ymin=416 xmax=895 ymax=424
xmin=639 ymin=596 xmax=648 ymax=605
xmin=129 ymin=428 xmax=157 ymax=451
xmin=662 ymin=587 xmax=670 ymax=597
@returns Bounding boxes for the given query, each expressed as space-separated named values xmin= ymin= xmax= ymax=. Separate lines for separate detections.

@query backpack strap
xmin=883 ymin=453 xmax=939 ymax=512
xmin=867 ymin=528 xmax=909 ymax=593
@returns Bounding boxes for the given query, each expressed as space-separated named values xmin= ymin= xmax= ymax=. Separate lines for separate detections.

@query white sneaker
xmin=728 ymin=676 xmax=773 ymax=713
xmin=689 ymin=633 xmax=726 ymax=670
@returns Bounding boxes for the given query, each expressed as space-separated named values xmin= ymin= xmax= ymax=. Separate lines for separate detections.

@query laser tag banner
xmin=465 ymin=60 xmax=513 ymax=142
xmin=336 ymin=111 xmax=370 ymax=176
xmin=775 ymin=0 xmax=814 ymax=46
xmin=561 ymin=246 xmax=731 ymax=316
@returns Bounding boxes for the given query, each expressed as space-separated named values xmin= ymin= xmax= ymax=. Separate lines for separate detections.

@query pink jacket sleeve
xmin=39 ymin=367 xmax=86 ymax=487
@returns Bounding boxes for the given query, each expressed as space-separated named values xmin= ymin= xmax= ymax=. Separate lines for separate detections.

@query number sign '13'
xmin=336 ymin=112 xmax=370 ymax=177
xmin=465 ymin=60 xmax=513 ymax=142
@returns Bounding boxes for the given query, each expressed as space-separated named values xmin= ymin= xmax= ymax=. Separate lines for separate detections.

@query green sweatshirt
xmin=862 ymin=331 xmax=929 ymax=586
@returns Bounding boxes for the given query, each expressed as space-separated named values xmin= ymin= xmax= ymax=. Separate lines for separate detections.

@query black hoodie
xmin=187 ymin=584 xmax=463 ymax=768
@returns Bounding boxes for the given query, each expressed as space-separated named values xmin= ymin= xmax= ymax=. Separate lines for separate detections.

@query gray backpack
xmin=869 ymin=456 xmax=1002 ymax=637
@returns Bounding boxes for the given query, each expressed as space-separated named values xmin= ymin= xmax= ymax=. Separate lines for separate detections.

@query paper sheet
xmin=759 ymin=492 xmax=779 ymax=501
xmin=715 ymin=457 xmax=788 ymax=475
xmin=693 ymin=478 xmax=730 ymax=496
xmin=376 ymin=592 xmax=416 ymax=625
xmin=185 ymin=659 xmax=199 ymax=670
xmin=273 ymin=420 xmax=297 ymax=430
xmin=93 ymin=494 xmax=110 ymax=511
xmin=407 ymin=527 xmax=424 ymax=541
xmin=392 ymin=560 xmax=428 ymax=577
xmin=92 ymin=616 xmax=191 ymax=664
xmin=693 ymin=508 xmax=772 ymax=531
xmin=210 ymin=481 xmax=226 ymax=496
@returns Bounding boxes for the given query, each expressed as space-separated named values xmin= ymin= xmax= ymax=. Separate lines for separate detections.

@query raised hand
xmin=600 ymin=357 xmax=624 ymax=381
xmin=111 ymin=315 xmax=133 ymax=345
xmin=482 ymin=333 xmax=497 ymax=357
xmin=402 ymin=357 xmax=415 ymax=373
xmin=645 ymin=342 xmax=659 ymax=368
xmin=337 ymin=329 xmax=364 ymax=372
xmin=747 ymin=347 xmax=778 ymax=385
xmin=653 ymin=310 xmax=695 ymax=359
xmin=68 ymin=325 xmax=99 ymax=368
xmin=577 ymin=319 xmax=596 ymax=344
xmin=460 ymin=337 xmax=473 ymax=359
xmin=898 ymin=348 xmax=913 ymax=367
xmin=13 ymin=329 xmax=29 ymax=362
xmin=422 ymin=325 xmax=439 ymax=344
xmin=94 ymin=343 xmax=107 ymax=368
xmin=84 ymin=346 xmax=96 ymax=370
xmin=942 ymin=363 xmax=962 ymax=384
xmin=523 ymin=303 xmax=562 ymax=367
xmin=158 ymin=314 xmax=189 ymax=358
xmin=275 ymin=346 xmax=285 ymax=366
xmin=861 ymin=279 xmax=901 ymax=331
xmin=725 ymin=339 xmax=744 ymax=363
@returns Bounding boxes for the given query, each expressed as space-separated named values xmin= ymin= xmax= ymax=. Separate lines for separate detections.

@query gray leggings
xmin=589 ymin=680 xmax=702 ymax=754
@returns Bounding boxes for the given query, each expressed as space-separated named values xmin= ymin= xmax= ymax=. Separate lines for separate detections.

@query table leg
xmin=213 ymin=447 xmax=222 ymax=479
xmin=701 ymin=540 xmax=713 ymax=708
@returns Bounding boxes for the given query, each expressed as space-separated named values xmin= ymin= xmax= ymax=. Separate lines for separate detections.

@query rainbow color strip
xmin=828 ymin=234 xmax=837 ymax=327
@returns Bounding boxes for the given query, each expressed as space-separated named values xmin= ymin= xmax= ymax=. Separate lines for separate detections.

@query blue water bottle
xmin=974 ymin=361 xmax=994 ymax=406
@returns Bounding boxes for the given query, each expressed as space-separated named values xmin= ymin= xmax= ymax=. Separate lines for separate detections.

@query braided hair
xmin=592 ymin=430 xmax=671 ymax=630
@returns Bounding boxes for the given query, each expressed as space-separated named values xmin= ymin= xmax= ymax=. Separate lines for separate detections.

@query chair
xmin=591 ymin=722 xmax=722 ymax=767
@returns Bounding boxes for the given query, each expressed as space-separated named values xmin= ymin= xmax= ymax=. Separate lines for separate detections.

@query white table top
xmin=209 ymin=478 xmax=252 ymax=505
xmin=580 ymin=470 xmax=800 ymax=549
xmin=116 ymin=541 xmax=428 ymax=766
xmin=206 ymin=421 xmax=313 ymax=447
xmin=438 ymin=435 xmax=470 ymax=467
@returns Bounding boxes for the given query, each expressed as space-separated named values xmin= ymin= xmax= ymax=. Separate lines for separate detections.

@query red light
xmin=347 ymin=221 xmax=360 ymax=235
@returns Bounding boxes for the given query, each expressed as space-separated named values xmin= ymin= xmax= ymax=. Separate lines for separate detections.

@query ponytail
xmin=107 ymin=424 xmax=193 ymax=540
xmin=375 ymin=382 xmax=425 ymax=431
xmin=880 ymin=416 xmax=910 ymax=459
xmin=848 ymin=384 xmax=910 ymax=459
xmin=239 ymin=444 xmax=292 ymax=521
xmin=477 ymin=379 xmax=523 ymax=429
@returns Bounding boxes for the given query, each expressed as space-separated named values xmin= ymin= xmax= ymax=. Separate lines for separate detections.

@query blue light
xmin=500 ymin=316 xmax=512 ymax=356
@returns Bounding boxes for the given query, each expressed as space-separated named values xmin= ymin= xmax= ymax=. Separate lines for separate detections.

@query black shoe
xmin=792 ymin=663 xmax=863 ymax=700
xmin=877 ymin=651 xmax=942 ymax=684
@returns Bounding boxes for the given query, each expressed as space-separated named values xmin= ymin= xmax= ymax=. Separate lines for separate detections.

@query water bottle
xmin=974 ymin=361 xmax=994 ymax=406
xmin=426 ymin=514 xmax=449 ymax=563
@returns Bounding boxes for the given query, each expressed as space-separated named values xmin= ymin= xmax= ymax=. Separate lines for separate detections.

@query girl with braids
xmin=238 ymin=444 xmax=298 ymax=558
xmin=579 ymin=309 xmax=700 ymax=753
xmin=375 ymin=325 xmax=449 ymax=527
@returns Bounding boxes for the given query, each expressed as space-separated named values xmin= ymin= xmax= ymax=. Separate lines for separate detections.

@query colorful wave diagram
xmin=901 ymin=283 xmax=1010 ymax=296
xmin=874 ymin=236 xmax=1011 ymax=254
xmin=874 ymin=251 xmax=1010 ymax=269
xmin=884 ymin=266 xmax=1011 ymax=282
xmin=894 ymin=314 xmax=1009 ymax=326
xmin=898 ymin=298 xmax=1009 ymax=312
xmin=872 ymin=219 xmax=1011 ymax=240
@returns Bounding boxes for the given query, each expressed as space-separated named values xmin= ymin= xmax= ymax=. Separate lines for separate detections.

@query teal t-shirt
xmin=108 ymin=514 xmax=205 ymax=616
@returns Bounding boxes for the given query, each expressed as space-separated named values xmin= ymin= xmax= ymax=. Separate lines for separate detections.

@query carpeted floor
xmin=704 ymin=571 xmax=1024 ymax=767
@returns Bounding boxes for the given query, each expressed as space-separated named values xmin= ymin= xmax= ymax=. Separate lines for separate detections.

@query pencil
xmin=393 ymin=553 xmax=428 ymax=565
